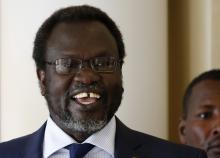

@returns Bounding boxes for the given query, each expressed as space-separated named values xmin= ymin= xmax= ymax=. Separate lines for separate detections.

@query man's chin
xmin=62 ymin=118 xmax=108 ymax=134
xmin=50 ymin=109 xmax=109 ymax=134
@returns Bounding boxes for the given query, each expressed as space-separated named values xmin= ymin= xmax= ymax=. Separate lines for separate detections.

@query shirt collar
xmin=43 ymin=116 xmax=116 ymax=157
xmin=85 ymin=116 xmax=116 ymax=156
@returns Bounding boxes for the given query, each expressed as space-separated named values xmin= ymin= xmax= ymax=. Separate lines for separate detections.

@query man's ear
xmin=37 ymin=69 xmax=46 ymax=96
xmin=178 ymin=119 xmax=187 ymax=144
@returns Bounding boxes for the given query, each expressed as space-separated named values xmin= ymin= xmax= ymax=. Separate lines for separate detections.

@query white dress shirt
xmin=43 ymin=116 xmax=116 ymax=158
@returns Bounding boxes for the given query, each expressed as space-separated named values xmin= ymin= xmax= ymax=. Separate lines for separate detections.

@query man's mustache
xmin=72 ymin=82 xmax=99 ymax=89
xmin=66 ymin=82 xmax=105 ymax=98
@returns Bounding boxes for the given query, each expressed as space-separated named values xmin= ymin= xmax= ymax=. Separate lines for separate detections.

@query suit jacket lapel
xmin=22 ymin=122 xmax=46 ymax=158
xmin=114 ymin=117 xmax=143 ymax=158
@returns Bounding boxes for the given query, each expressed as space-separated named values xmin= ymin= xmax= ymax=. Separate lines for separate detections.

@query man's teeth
xmin=74 ymin=92 xmax=101 ymax=99
xmin=89 ymin=92 xmax=101 ymax=99
xmin=74 ymin=92 xmax=88 ymax=98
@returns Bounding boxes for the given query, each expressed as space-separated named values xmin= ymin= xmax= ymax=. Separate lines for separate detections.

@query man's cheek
xmin=187 ymin=125 xmax=206 ymax=147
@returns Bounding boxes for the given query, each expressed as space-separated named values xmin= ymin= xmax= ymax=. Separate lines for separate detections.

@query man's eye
xmin=97 ymin=62 xmax=104 ymax=67
xmin=62 ymin=63 xmax=71 ymax=67
xmin=197 ymin=112 xmax=212 ymax=119
xmin=94 ymin=60 xmax=105 ymax=67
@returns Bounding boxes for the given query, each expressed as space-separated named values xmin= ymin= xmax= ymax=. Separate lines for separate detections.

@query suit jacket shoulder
xmin=114 ymin=117 xmax=207 ymax=158
xmin=0 ymin=123 xmax=46 ymax=158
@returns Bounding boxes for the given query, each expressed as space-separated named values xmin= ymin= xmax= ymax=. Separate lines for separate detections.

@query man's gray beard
xmin=45 ymin=93 xmax=109 ymax=135
xmin=53 ymin=111 xmax=108 ymax=135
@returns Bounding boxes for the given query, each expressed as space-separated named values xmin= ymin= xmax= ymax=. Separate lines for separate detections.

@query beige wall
xmin=188 ymin=0 xmax=212 ymax=76
xmin=212 ymin=0 xmax=220 ymax=68
xmin=0 ymin=0 xmax=1 ymax=137
xmin=0 ymin=0 xmax=168 ymax=141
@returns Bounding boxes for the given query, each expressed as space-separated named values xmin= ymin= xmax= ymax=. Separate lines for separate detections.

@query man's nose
xmin=211 ymin=117 xmax=220 ymax=136
xmin=73 ymin=68 xmax=101 ymax=85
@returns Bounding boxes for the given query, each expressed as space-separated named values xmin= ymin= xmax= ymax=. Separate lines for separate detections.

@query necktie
xmin=66 ymin=143 xmax=94 ymax=158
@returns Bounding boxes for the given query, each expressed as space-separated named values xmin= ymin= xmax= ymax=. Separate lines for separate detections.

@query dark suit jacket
xmin=0 ymin=118 xmax=207 ymax=158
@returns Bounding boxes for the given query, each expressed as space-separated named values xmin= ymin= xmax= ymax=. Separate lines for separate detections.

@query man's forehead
xmin=191 ymin=80 xmax=220 ymax=96
xmin=47 ymin=21 xmax=115 ymax=46
xmin=50 ymin=21 xmax=110 ymax=37
xmin=46 ymin=21 xmax=118 ymax=59
xmin=188 ymin=80 xmax=220 ymax=109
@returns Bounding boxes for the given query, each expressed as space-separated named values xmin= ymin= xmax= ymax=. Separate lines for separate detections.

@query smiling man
xmin=179 ymin=69 xmax=220 ymax=158
xmin=0 ymin=5 xmax=207 ymax=158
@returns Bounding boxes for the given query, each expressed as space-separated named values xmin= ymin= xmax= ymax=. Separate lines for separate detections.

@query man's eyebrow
xmin=94 ymin=50 xmax=115 ymax=56
xmin=197 ymin=104 xmax=216 ymax=109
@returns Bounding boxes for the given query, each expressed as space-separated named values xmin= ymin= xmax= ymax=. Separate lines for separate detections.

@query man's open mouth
xmin=72 ymin=92 xmax=101 ymax=105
